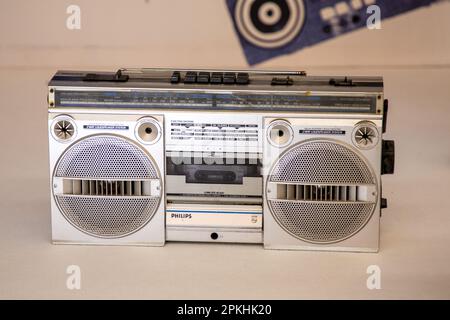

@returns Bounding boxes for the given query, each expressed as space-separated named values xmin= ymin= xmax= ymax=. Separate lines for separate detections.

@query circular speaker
xmin=53 ymin=135 xmax=161 ymax=238
xmin=234 ymin=0 xmax=305 ymax=49
xmin=267 ymin=120 xmax=293 ymax=147
xmin=352 ymin=121 xmax=379 ymax=150
xmin=51 ymin=115 xmax=76 ymax=142
xmin=135 ymin=117 xmax=162 ymax=144
xmin=267 ymin=139 xmax=377 ymax=244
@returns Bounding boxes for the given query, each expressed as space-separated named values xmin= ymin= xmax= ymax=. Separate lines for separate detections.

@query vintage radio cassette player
xmin=47 ymin=68 xmax=395 ymax=252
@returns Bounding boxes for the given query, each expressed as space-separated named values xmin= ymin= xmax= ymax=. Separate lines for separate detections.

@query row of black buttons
xmin=170 ymin=71 xmax=250 ymax=85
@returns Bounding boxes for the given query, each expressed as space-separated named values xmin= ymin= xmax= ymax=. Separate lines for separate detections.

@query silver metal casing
xmin=47 ymin=68 xmax=388 ymax=251
xmin=263 ymin=117 xmax=382 ymax=252
xmin=48 ymin=112 xmax=165 ymax=246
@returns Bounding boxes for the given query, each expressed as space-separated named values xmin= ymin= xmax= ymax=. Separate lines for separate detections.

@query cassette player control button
xmin=170 ymin=71 xmax=181 ymax=84
xmin=223 ymin=72 xmax=236 ymax=84
xmin=184 ymin=71 xmax=197 ymax=84
xmin=236 ymin=72 xmax=250 ymax=85
xmin=210 ymin=72 xmax=223 ymax=84
xmin=197 ymin=72 xmax=210 ymax=84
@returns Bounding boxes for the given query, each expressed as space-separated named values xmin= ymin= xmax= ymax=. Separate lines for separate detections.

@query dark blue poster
xmin=226 ymin=0 xmax=442 ymax=65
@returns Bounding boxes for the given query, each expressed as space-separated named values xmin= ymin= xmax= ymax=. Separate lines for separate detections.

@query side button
xmin=381 ymin=140 xmax=395 ymax=174
xmin=382 ymin=99 xmax=389 ymax=133
xmin=381 ymin=198 xmax=388 ymax=209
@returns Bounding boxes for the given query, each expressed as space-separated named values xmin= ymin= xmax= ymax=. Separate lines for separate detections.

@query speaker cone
xmin=136 ymin=117 xmax=161 ymax=144
xmin=352 ymin=122 xmax=379 ymax=150
xmin=267 ymin=139 xmax=377 ymax=244
xmin=53 ymin=134 xmax=161 ymax=238
xmin=267 ymin=120 xmax=293 ymax=147
xmin=52 ymin=115 xmax=76 ymax=142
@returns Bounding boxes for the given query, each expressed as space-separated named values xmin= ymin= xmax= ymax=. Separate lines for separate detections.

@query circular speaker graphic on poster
xmin=234 ymin=0 xmax=305 ymax=49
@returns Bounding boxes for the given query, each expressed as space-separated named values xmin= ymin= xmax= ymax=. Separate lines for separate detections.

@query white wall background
xmin=0 ymin=0 xmax=449 ymax=70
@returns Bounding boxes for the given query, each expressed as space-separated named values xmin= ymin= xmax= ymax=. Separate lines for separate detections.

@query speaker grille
xmin=55 ymin=135 xmax=158 ymax=179
xmin=53 ymin=135 xmax=161 ymax=238
xmin=269 ymin=201 xmax=375 ymax=243
xmin=56 ymin=195 xmax=160 ymax=237
xmin=267 ymin=140 xmax=377 ymax=244
xmin=270 ymin=141 xmax=375 ymax=185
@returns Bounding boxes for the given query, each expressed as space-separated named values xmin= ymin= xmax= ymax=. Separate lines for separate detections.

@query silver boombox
xmin=47 ymin=68 xmax=395 ymax=252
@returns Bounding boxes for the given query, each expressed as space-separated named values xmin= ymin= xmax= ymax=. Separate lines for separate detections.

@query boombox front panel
xmin=263 ymin=117 xmax=382 ymax=252
xmin=47 ymin=68 xmax=391 ymax=251
xmin=48 ymin=113 xmax=166 ymax=246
